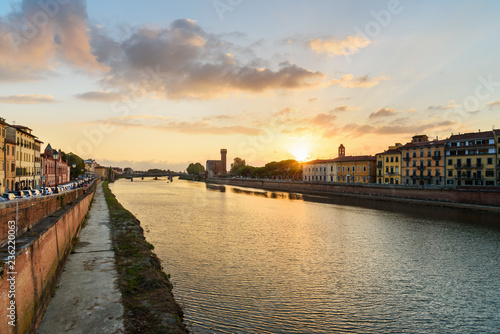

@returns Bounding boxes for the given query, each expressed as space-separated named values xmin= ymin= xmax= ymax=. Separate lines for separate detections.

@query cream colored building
xmin=6 ymin=125 xmax=42 ymax=190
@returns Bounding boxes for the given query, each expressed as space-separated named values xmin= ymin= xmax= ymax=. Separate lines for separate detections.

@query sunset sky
xmin=1 ymin=0 xmax=500 ymax=171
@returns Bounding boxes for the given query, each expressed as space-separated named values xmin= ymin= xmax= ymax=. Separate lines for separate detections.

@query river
xmin=109 ymin=178 xmax=500 ymax=333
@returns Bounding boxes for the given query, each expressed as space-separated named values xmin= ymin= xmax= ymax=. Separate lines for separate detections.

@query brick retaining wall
xmin=0 ymin=182 xmax=96 ymax=247
xmin=0 ymin=182 xmax=98 ymax=333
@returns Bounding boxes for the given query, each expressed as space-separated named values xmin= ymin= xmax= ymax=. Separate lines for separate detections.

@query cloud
xmin=83 ymin=114 xmax=263 ymax=136
xmin=486 ymin=100 xmax=500 ymax=109
xmin=330 ymin=74 xmax=388 ymax=88
xmin=308 ymin=97 xmax=318 ymax=103
xmin=331 ymin=105 xmax=359 ymax=113
xmin=75 ymin=90 xmax=123 ymax=102
xmin=0 ymin=0 xmax=106 ymax=81
xmin=369 ymin=108 xmax=397 ymax=119
xmin=308 ymin=36 xmax=370 ymax=56
xmin=0 ymin=94 xmax=57 ymax=104
xmin=330 ymin=120 xmax=457 ymax=138
xmin=92 ymin=20 xmax=328 ymax=99
xmin=428 ymin=102 xmax=461 ymax=110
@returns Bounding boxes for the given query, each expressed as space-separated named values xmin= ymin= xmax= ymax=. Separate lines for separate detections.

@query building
xmin=445 ymin=130 xmax=497 ymax=186
xmin=206 ymin=149 xmax=227 ymax=178
xmin=0 ymin=118 xmax=6 ymax=193
xmin=34 ymin=139 xmax=43 ymax=189
xmin=4 ymin=138 xmax=15 ymax=192
xmin=6 ymin=125 xmax=42 ymax=190
xmin=400 ymin=135 xmax=445 ymax=186
xmin=376 ymin=143 xmax=403 ymax=185
xmin=302 ymin=159 xmax=337 ymax=182
xmin=43 ymin=144 xmax=69 ymax=187
xmin=496 ymin=129 xmax=500 ymax=186
xmin=84 ymin=159 xmax=96 ymax=178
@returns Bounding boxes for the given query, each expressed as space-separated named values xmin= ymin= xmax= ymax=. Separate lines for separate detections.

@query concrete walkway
xmin=39 ymin=184 xmax=124 ymax=334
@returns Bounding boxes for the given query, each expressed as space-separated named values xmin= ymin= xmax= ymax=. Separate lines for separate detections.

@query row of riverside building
xmin=302 ymin=129 xmax=500 ymax=187
xmin=0 ymin=117 xmax=105 ymax=193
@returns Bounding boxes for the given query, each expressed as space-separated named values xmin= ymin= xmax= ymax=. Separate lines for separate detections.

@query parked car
xmin=10 ymin=191 xmax=26 ymax=199
xmin=31 ymin=189 xmax=41 ymax=197
xmin=2 ymin=193 xmax=17 ymax=201
xmin=21 ymin=190 xmax=34 ymax=198
xmin=42 ymin=187 xmax=53 ymax=195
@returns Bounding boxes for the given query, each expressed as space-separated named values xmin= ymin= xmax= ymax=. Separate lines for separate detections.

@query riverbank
xmin=103 ymin=181 xmax=188 ymax=334
xmin=207 ymin=179 xmax=500 ymax=213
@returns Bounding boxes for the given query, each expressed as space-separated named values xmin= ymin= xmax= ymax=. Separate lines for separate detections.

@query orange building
xmin=401 ymin=135 xmax=446 ymax=186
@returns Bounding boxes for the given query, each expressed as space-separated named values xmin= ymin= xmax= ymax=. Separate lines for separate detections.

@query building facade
xmin=6 ymin=125 xmax=42 ymax=190
xmin=5 ymin=139 xmax=15 ymax=192
xmin=84 ymin=159 xmax=96 ymax=178
xmin=334 ymin=156 xmax=376 ymax=183
xmin=0 ymin=118 xmax=5 ymax=193
xmin=206 ymin=149 xmax=227 ymax=178
xmin=401 ymin=135 xmax=445 ymax=186
xmin=376 ymin=143 xmax=403 ymax=185
xmin=496 ymin=129 xmax=500 ymax=186
xmin=302 ymin=160 xmax=337 ymax=182
xmin=43 ymin=144 xmax=69 ymax=187
xmin=445 ymin=131 xmax=497 ymax=186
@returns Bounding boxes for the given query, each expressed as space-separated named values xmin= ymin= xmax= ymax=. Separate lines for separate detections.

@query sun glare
xmin=289 ymin=143 xmax=311 ymax=162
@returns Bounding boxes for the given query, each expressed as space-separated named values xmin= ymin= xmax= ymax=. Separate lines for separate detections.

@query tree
xmin=63 ymin=152 xmax=85 ymax=180
xmin=187 ymin=162 xmax=205 ymax=175
xmin=230 ymin=157 xmax=246 ymax=173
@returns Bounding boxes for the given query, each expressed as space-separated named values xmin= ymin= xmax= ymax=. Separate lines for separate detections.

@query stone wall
xmin=208 ymin=179 xmax=500 ymax=208
xmin=0 ymin=182 xmax=98 ymax=334
xmin=0 ymin=184 xmax=95 ymax=247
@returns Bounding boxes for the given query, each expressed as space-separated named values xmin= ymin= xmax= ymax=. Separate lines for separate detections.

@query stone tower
xmin=338 ymin=144 xmax=345 ymax=157
xmin=220 ymin=149 xmax=227 ymax=175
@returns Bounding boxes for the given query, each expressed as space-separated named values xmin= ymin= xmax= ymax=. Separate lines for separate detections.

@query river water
xmin=109 ymin=178 xmax=500 ymax=333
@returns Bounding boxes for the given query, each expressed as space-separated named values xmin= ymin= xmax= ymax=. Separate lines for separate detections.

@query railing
xmin=432 ymin=155 xmax=441 ymax=160
xmin=454 ymin=164 xmax=464 ymax=169
xmin=476 ymin=163 xmax=483 ymax=168
xmin=402 ymin=156 xmax=411 ymax=162
xmin=416 ymin=165 xmax=426 ymax=171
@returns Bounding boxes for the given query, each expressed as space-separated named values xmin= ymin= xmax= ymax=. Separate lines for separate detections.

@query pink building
xmin=43 ymin=144 xmax=69 ymax=187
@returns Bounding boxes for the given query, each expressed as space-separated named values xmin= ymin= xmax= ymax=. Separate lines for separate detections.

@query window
xmin=386 ymin=167 xmax=389 ymax=173
xmin=427 ymin=150 xmax=431 ymax=157
xmin=420 ymin=151 xmax=424 ymax=157
xmin=435 ymin=160 xmax=440 ymax=166
xmin=363 ymin=166 xmax=367 ymax=172
xmin=447 ymin=180 xmax=454 ymax=185
xmin=486 ymin=170 xmax=494 ymax=177
xmin=406 ymin=170 xmax=409 ymax=176
xmin=413 ymin=152 xmax=417 ymax=158
xmin=487 ymin=158 xmax=493 ymax=165
xmin=448 ymin=159 xmax=452 ymax=166
xmin=386 ymin=157 xmax=389 ymax=163
xmin=427 ymin=160 xmax=431 ymax=167
xmin=347 ymin=166 xmax=350 ymax=172
xmin=363 ymin=176 xmax=366 ymax=182
xmin=342 ymin=166 xmax=345 ymax=172
xmin=395 ymin=157 xmax=399 ymax=162
xmin=395 ymin=167 xmax=399 ymax=173
xmin=391 ymin=157 xmax=394 ymax=163
xmin=338 ymin=166 xmax=341 ymax=172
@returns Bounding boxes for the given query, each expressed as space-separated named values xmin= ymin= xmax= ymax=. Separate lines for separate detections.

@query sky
xmin=1 ymin=0 xmax=500 ymax=171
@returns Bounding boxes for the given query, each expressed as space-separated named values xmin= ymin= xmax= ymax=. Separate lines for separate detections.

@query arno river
xmin=109 ymin=178 xmax=500 ymax=333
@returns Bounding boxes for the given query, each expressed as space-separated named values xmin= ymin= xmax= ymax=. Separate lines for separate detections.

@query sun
xmin=289 ymin=143 xmax=311 ymax=162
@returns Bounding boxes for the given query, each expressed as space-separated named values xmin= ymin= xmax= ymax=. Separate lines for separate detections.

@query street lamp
xmin=72 ymin=163 xmax=76 ymax=180
xmin=53 ymin=150 xmax=59 ymax=193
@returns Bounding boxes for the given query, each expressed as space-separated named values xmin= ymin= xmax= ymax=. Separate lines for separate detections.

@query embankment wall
xmin=0 ymin=182 xmax=98 ymax=334
xmin=0 ymin=185 xmax=94 ymax=247
xmin=208 ymin=179 xmax=500 ymax=208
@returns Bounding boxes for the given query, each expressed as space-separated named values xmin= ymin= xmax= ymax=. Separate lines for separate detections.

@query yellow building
xmin=376 ymin=143 xmax=402 ymax=185
xmin=445 ymin=130 xmax=496 ymax=186
xmin=401 ymin=135 xmax=446 ymax=186
xmin=334 ymin=145 xmax=376 ymax=184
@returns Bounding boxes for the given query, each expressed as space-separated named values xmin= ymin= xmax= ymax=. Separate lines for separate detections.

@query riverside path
xmin=39 ymin=184 xmax=124 ymax=333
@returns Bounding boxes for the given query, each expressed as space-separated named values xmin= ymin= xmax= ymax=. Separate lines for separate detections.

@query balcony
xmin=402 ymin=156 xmax=411 ymax=162
xmin=411 ymin=175 xmax=432 ymax=180
xmin=416 ymin=165 xmax=426 ymax=171
xmin=454 ymin=164 xmax=464 ymax=169
xmin=476 ymin=163 xmax=483 ymax=168
xmin=432 ymin=155 xmax=441 ymax=160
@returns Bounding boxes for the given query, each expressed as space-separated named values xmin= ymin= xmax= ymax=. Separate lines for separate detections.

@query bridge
xmin=118 ymin=172 xmax=185 ymax=180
